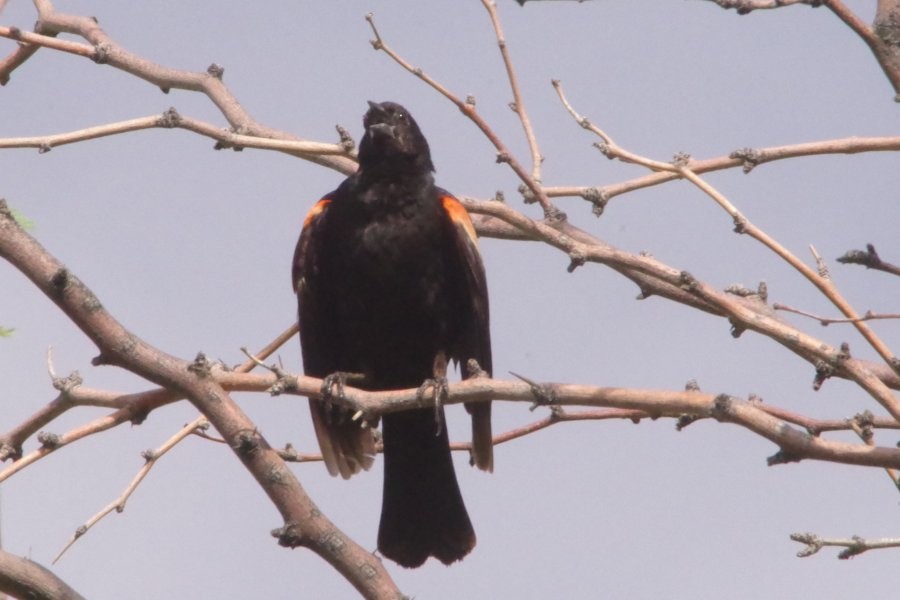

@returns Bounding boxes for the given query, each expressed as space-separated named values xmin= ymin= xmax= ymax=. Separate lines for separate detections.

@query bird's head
xmin=358 ymin=101 xmax=435 ymax=175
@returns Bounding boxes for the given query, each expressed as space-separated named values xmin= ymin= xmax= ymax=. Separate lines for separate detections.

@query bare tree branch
xmin=215 ymin=369 xmax=900 ymax=471
xmin=0 ymin=550 xmax=86 ymax=600
xmin=275 ymin=408 xmax=650 ymax=466
xmin=9 ymin=359 xmax=900 ymax=486
xmin=549 ymin=81 xmax=900 ymax=413
xmin=0 ymin=6 xmax=357 ymax=174
xmin=0 ymin=323 xmax=299 ymax=475
xmin=540 ymin=135 xmax=900 ymax=214
xmin=0 ymin=110 xmax=351 ymax=157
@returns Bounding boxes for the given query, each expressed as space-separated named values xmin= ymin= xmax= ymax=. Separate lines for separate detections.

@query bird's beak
xmin=365 ymin=101 xmax=394 ymax=139
xmin=366 ymin=101 xmax=390 ymax=125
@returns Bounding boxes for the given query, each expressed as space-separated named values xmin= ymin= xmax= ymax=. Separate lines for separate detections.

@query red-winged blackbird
xmin=292 ymin=101 xmax=493 ymax=568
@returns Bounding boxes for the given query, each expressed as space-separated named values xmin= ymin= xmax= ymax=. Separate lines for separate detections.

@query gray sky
xmin=4 ymin=1 xmax=900 ymax=598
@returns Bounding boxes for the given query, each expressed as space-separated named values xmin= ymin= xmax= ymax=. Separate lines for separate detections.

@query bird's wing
xmin=439 ymin=191 xmax=493 ymax=472
xmin=294 ymin=196 xmax=375 ymax=479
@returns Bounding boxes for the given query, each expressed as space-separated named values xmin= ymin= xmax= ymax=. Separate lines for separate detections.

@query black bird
xmin=292 ymin=101 xmax=493 ymax=568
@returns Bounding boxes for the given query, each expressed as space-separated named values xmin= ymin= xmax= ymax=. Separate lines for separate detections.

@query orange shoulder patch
xmin=303 ymin=198 xmax=332 ymax=228
xmin=440 ymin=195 xmax=478 ymax=246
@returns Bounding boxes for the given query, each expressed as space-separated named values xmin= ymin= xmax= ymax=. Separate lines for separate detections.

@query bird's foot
xmin=511 ymin=371 xmax=558 ymax=411
xmin=416 ymin=376 xmax=449 ymax=436
xmin=320 ymin=371 xmax=365 ymax=425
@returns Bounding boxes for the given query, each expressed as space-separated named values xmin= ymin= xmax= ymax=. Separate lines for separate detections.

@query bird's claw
xmin=320 ymin=371 xmax=365 ymax=425
xmin=417 ymin=376 xmax=449 ymax=436
xmin=510 ymin=371 xmax=557 ymax=411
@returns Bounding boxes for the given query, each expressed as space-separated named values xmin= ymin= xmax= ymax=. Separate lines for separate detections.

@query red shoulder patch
xmin=440 ymin=195 xmax=478 ymax=246
xmin=303 ymin=198 xmax=332 ymax=228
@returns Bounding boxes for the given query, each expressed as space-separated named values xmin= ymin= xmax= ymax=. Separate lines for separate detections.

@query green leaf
xmin=10 ymin=208 xmax=35 ymax=230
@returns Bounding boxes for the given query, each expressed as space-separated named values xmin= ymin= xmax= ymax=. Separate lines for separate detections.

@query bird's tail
xmin=377 ymin=407 xmax=475 ymax=568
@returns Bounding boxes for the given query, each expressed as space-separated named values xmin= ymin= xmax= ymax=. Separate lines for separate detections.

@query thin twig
xmin=457 ymin=407 xmax=646 ymax=448
xmin=774 ymin=303 xmax=900 ymax=326
xmin=277 ymin=408 xmax=649 ymax=464
xmin=480 ymin=0 xmax=543 ymax=182
xmin=553 ymin=79 xmax=673 ymax=172
xmin=0 ymin=406 xmax=142 ymax=482
xmin=234 ymin=322 xmax=298 ymax=371
xmin=52 ymin=418 xmax=209 ymax=563
xmin=752 ymin=403 xmax=900 ymax=435
xmin=0 ymin=25 xmax=95 ymax=59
